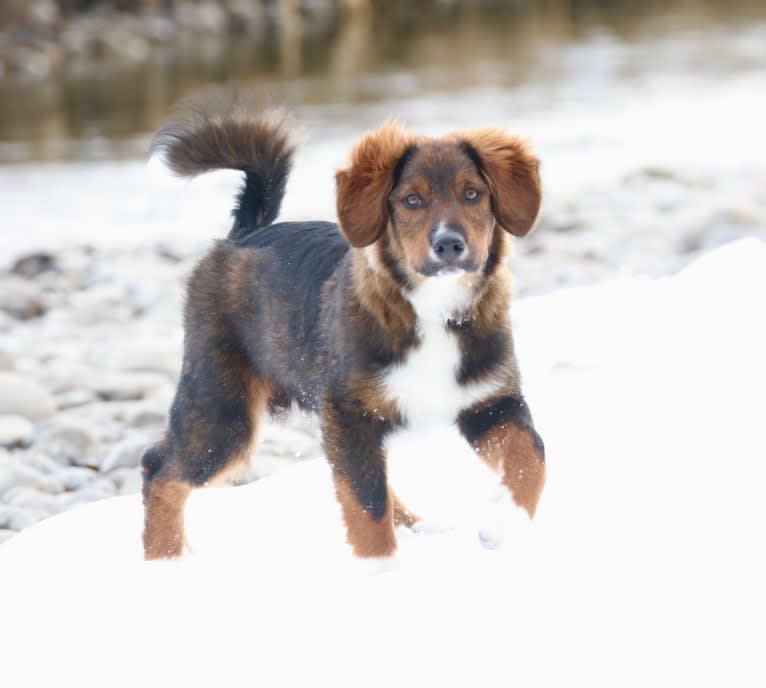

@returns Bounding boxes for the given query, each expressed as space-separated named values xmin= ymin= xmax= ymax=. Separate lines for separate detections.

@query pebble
xmin=0 ymin=414 xmax=34 ymax=447
xmin=0 ymin=505 xmax=46 ymax=531
xmin=0 ymin=372 xmax=57 ymax=421
xmin=0 ymin=463 xmax=55 ymax=496
xmin=47 ymin=466 xmax=98 ymax=493
xmin=101 ymin=438 xmax=148 ymax=473
xmin=0 ymin=276 xmax=46 ymax=320
xmin=109 ymin=467 xmax=143 ymax=496
xmin=35 ymin=423 xmax=98 ymax=467
xmin=57 ymin=482 xmax=117 ymax=508
xmin=5 ymin=487 xmax=62 ymax=514
xmin=90 ymin=372 xmax=171 ymax=402
xmin=11 ymin=252 xmax=58 ymax=278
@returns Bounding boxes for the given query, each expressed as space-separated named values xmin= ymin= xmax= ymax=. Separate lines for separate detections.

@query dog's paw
xmin=477 ymin=488 xmax=532 ymax=550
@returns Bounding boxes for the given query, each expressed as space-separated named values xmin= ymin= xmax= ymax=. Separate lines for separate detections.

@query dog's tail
xmin=150 ymin=92 xmax=298 ymax=240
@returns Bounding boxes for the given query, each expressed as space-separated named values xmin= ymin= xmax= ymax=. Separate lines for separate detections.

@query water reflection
xmin=0 ymin=0 xmax=763 ymax=163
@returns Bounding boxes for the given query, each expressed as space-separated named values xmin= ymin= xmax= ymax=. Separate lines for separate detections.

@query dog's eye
xmin=404 ymin=193 xmax=424 ymax=209
xmin=464 ymin=188 xmax=480 ymax=203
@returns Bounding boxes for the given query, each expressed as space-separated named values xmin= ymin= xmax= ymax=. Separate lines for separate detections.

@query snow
xmin=1 ymin=239 xmax=765 ymax=687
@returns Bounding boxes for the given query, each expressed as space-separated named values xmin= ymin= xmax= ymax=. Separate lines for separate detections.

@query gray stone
xmin=0 ymin=505 xmax=45 ymax=531
xmin=109 ymin=467 xmax=142 ymax=496
xmin=127 ymin=408 xmax=166 ymax=429
xmin=57 ymin=482 xmax=116 ymax=508
xmin=101 ymin=437 xmax=147 ymax=473
xmin=5 ymin=487 xmax=62 ymax=514
xmin=17 ymin=451 xmax=62 ymax=475
xmin=11 ymin=251 xmax=58 ymax=278
xmin=47 ymin=466 xmax=97 ymax=493
xmin=0 ymin=462 xmax=50 ymax=496
xmin=35 ymin=423 xmax=98 ymax=466
xmin=0 ymin=276 xmax=46 ymax=320
xmin=0 ymin=414 xmax=34 ymax=447
xmin=0 ymin=372 xmax=56 ymax=421
xmin=90 ymin=372 xmax=170 ymax=402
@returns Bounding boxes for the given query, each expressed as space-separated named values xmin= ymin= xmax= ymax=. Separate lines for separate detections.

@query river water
xmin=1 ymin=0 xmax=765 ymax=261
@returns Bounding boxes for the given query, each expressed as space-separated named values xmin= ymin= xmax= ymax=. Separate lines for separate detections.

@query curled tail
xmin=150 ymin=93 xmax=298 ymax=240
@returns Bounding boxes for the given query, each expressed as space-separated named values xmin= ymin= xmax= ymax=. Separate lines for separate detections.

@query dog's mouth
xmin=417 ymin=258 xmax=480 ymax=278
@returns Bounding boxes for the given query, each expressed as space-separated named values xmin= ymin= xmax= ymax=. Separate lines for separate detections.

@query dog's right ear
xmin=336 ymin=122 xmax=415 ymax=248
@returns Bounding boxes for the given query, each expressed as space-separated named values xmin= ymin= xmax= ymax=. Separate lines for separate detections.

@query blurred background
xmin=1 ymin=0 xmax=765 ymax=543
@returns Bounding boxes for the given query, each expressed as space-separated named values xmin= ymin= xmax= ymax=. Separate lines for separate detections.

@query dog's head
xmin=336 ymin=122 xmax=541 ymax=281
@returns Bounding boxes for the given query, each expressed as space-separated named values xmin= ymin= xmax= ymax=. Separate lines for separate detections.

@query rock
xmin=5 ymin=487 xmax=62 ymax=514
xmin=0 ymin=276 xmax=46 ymax=320
xmin=0 ymin=529 xmax=16 ymax=545
xmin=109 ymin=467 xmax=142 ymax=496
xmin=35 ymin=423 xmax=98 ymax=467
xmin=535 ymin=213 xmax=586 ymax=234
xmin=127 ymin=408 xmax=166 ymax=429
xmin=109 ymin=341 xmax=181 ymax=379
xmin=101 ymin=438 xmax=147 ymax=473
xmin=57 ymin=482 xmax=116 ymax=508
xmin=10 ymin=252 xmax=58 ymax=278
xmin=47 ymin=466 xmax=97 ymax=493
xmin=16 ymin=451 xmax=62 ymax=475
xmin=91 ymin=372 xmax=171 ymax=402
xmin=95 ymin=26 xmax=151 ymax=63
xmin=0 ymin=414 xmax=33 ymax=447
xmin=55 ymin=389 xmax=96 ymax=410
xmin=0 ymin=373 xmax=56 ymax=421
xmin=0 ymin=462 xmax=56 ymax=496
xmin=0 ymin=348 xmax=13 ymax=371
xmin=0 ymin=505 xmax=46 ymax=531
xmin=177 ymin=1 xmax=228 ymax=32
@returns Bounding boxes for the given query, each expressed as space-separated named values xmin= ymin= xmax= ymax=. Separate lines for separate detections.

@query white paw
xmin=477 ymin=488 xmax=532 ymax=550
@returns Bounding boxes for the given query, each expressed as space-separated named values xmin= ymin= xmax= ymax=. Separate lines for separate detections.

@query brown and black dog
xmin=142 ymin=95 xmax=545 ymax=561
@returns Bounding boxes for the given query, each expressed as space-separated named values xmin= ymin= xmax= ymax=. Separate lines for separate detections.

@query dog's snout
xmin=432 ymin=230 xmax=466 ymax=263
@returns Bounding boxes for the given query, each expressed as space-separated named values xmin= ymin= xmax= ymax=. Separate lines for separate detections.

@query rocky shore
xmin=0 ymin=0 xmax=358 ymax=80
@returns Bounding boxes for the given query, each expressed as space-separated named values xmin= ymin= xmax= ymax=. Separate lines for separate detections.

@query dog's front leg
xmin=321 ymin=398 xmax=397 ymax=560
xmin=458 ymin=395 xmax=546 ymax=545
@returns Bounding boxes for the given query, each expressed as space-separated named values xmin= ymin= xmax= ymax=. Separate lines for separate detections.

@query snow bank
xmin=1 ymin=240 xmax=764 ymax=687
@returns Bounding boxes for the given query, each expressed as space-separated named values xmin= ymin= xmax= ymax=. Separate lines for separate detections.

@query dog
xmin=141 ymin=95 xmax=546 ymax=561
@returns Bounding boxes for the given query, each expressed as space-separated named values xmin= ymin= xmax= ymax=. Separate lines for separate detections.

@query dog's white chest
xmin=382 ymin=273 xmax=502 ymax=426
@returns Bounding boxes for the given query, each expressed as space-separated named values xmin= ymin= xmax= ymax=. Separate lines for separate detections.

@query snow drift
xmin=1 ymin=240 xmax=764 ymax=687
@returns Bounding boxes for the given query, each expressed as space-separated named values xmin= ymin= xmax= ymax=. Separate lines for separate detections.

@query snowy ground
xmin=1 ymin=239 xmax=764 ymax=687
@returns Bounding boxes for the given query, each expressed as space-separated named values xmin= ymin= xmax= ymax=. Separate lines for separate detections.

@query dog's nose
xmin=432 ymin=231 xmax=466 ymax=263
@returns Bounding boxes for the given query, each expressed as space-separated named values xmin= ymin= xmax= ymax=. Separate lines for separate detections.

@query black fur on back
xmin=150 ymin=92 xmax=298 ymax=240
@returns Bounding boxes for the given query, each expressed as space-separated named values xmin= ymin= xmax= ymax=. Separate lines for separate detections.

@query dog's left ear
xmin=459 ymin=129 xmax=541 ymax=237
xmin=336 ymin=122 xmax=415 ymax=248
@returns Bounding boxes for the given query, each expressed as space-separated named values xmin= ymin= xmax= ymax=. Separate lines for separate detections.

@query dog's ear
xmin=336 ymin=122 xmax=415 ymax=248
xmin=459 ymin=129 xmax=541 ymax=237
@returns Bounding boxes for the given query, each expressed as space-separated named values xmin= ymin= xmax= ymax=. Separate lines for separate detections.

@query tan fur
xmin=334 ymin=478 xmax=397 ymax=558
xmin=475 ymin=422 xmax=546 ymax=518
xmin=454 ymin=129 xmax=541 ymax=237
xmin=336 ymin=121 xmax=417 ymax=247
xmin=143 ymin=479 xmax=192 ymax=560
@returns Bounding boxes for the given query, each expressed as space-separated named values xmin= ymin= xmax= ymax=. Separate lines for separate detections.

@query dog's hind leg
xmin=141 ymin=338 xmax=269 ymax=560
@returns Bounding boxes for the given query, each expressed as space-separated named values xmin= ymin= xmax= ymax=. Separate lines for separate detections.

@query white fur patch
xmin=382 ymin=272 xmax=505 ymax=427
